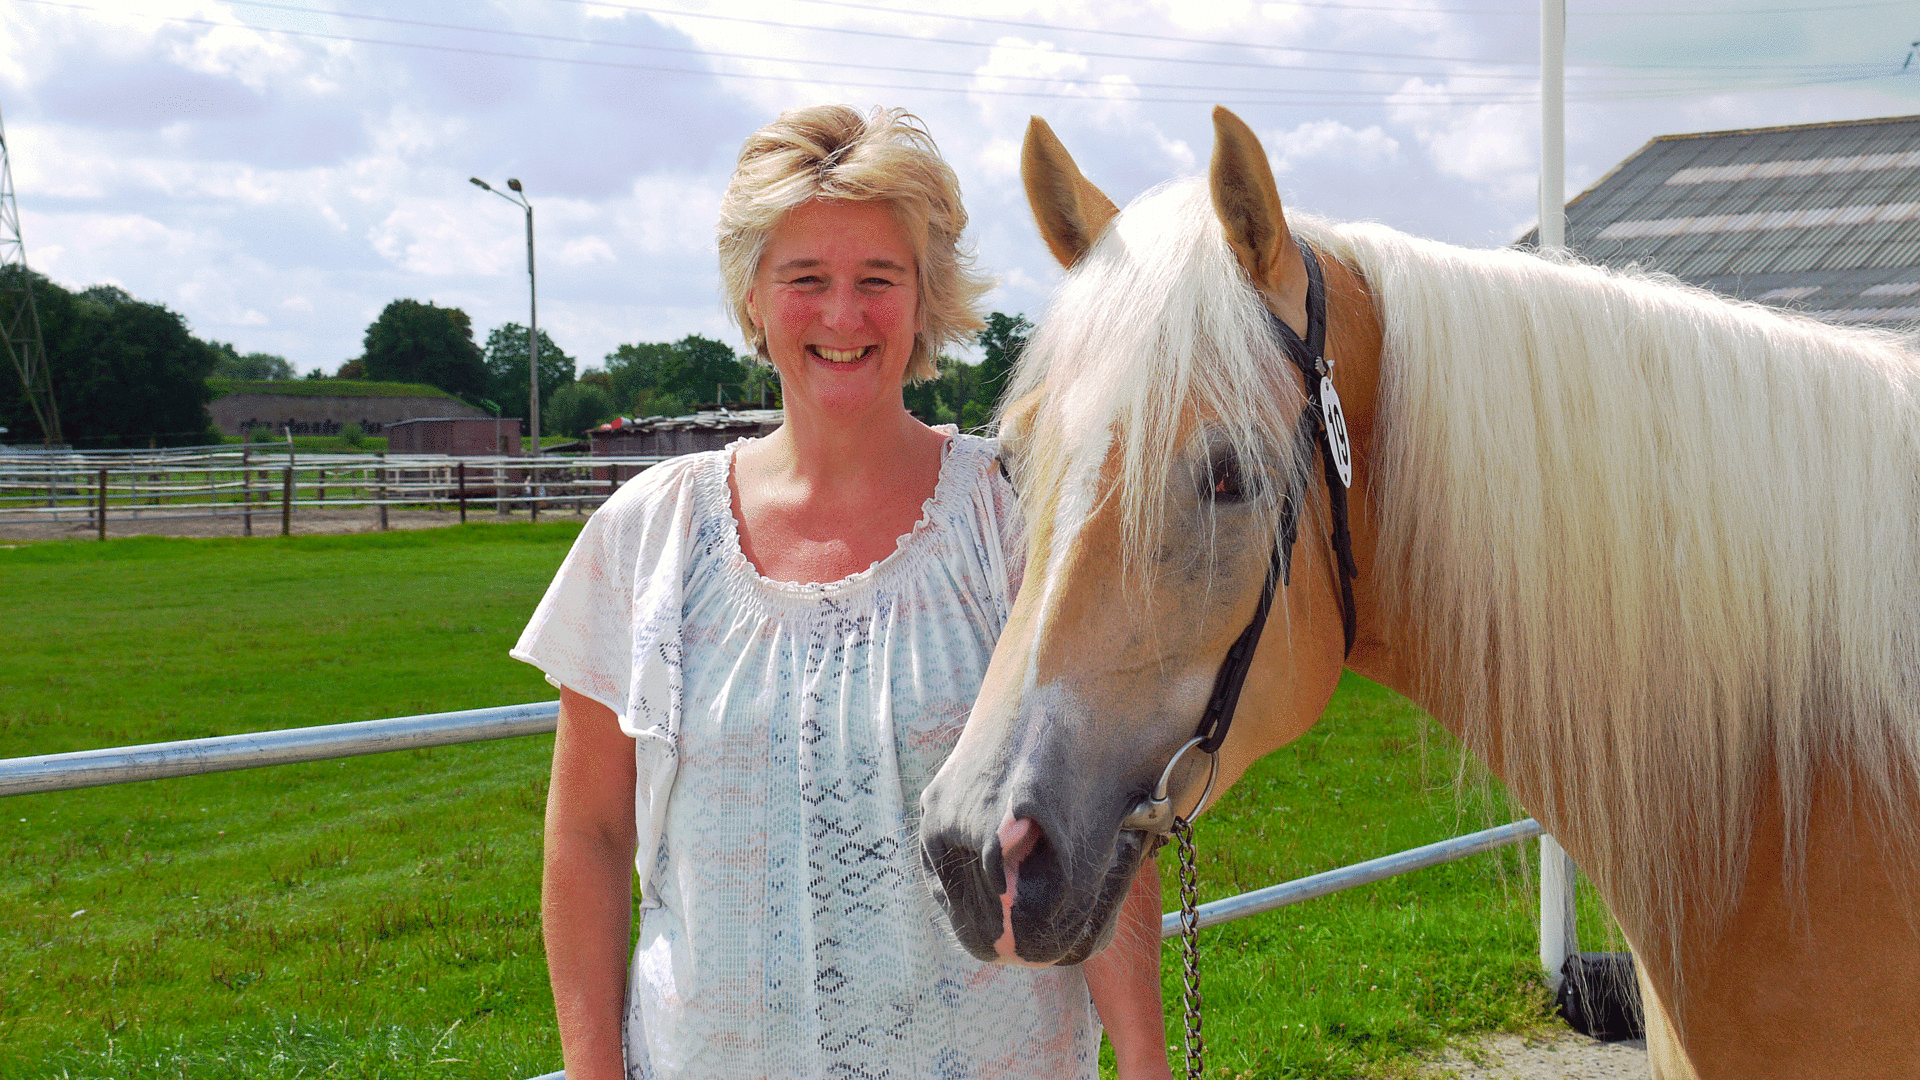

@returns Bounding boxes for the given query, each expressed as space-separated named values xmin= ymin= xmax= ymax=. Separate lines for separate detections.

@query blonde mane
xmin=1007 ymin=176 xmax=1920 ymax=974
xmin=1319 ymin=221 xmax=1920 ymax=964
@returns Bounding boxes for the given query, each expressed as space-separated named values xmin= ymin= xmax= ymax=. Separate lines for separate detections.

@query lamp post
xmin=469 ymin=176 xmax=541 ymax=457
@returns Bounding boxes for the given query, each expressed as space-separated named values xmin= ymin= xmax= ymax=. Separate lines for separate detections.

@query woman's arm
xmin=1082 ymin=858 xmax=1175 ymax=1080
xmin=544 ymin=686 xmax=639 ymax=1080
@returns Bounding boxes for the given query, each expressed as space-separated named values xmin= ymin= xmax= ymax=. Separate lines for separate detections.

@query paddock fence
xmin=0 ymin=703 xmax=1575 ymax=1080
xmin=0 ymin=447 xmax=664 ymax=536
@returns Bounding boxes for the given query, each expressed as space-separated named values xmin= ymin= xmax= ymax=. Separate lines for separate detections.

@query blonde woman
xmin=515 ymin=105 xmax=1172 ymax=1080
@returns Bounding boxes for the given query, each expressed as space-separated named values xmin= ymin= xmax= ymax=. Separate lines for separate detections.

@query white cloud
xmin=1388 ymin=78 xmax=1536 ymax=200
xmin=2 ymin=0 xmax=1914 ymax=378
xmin=1264 ymin=120 xmax=1401 ymax=174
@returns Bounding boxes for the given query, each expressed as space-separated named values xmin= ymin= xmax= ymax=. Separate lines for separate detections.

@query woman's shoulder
xmin=572 ymin=449 xmax=730 ymax=565
xmin=938 ymin=429 xmax=1005 ymax=484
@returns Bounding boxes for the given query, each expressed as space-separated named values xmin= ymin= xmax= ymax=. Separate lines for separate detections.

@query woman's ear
xmin=745 ymin=287 xmax=763 ymax=330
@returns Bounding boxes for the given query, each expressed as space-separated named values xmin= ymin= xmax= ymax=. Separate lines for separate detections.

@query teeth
xmin=813 ymin=345 xmax=871 ymax=364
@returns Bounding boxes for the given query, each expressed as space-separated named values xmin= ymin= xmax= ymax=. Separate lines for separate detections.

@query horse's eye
xmin=1206 ymin=455 xmax=1246 ymax=504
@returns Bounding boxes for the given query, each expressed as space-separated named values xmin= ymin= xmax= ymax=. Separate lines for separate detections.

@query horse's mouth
xmin=922 ymin=821 xmax=1151 ymax=966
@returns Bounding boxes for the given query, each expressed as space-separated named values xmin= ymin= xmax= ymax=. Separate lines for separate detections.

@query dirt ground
xmin=1417 ymin=1030 xmax=1647 ymax=1079
xmin=0 ymin=505 xmax=591 ymax=542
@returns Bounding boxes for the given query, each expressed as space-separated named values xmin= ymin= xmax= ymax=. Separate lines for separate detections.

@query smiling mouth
xmin=810 ymin=345 xmax=876 ymax=364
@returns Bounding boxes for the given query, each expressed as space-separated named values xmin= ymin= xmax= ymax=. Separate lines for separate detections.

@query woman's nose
xmin=820 ymin=285 xmax=863 ymax=333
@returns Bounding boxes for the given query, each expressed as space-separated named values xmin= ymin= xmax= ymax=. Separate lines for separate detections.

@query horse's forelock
xmin=1005 ymin=180 xmax=1313 ymax=591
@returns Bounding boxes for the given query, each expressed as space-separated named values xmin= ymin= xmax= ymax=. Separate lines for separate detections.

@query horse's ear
xmin=1022 ymin=117 xmax=1119 ymax=269
xmin=1209 ymin=106 xmax=1308 ymax=336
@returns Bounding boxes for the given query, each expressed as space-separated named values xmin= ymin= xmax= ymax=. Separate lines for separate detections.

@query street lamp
xmin=470 ymin=176 xmax=541 ymax=457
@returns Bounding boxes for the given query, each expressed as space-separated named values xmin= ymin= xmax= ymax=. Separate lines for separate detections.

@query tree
xmin=485 ymin=323 xmax=575 ymax=427
xmin=543 ymin=380 xmax=617 ymax=438
xmin=903 ymin=353 xmax=975 ymax=427
xmin=603 ymin=334 xmax=753 ymax=416
xmin=358 ymin=299 xmax=488 ymax=397
xmin=0 ymin=269 xmax=220 ymax=447
xmin=961 ymin=312 xmax=1031 ymax=430
xmin=209 ymin=341 xmax=295 ymax=381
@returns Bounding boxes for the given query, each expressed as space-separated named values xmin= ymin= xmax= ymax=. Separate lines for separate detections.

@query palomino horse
xmin=918 ymin=107 xmax=1920 ymax=1079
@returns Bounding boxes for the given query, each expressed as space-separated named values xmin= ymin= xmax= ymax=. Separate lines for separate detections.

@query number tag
xmin=1319 ymin=376 xmax=1352 ymax=488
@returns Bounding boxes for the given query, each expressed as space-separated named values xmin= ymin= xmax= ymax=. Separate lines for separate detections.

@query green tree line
xmin=1 ymin=269 xmax=1032 ymax=448
xmin=0 ymin=268 xmax=222 ymax=448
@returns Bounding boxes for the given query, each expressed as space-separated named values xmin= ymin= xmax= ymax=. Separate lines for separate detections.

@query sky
xmin=3 ymin=0 xmax=1918 ymax=380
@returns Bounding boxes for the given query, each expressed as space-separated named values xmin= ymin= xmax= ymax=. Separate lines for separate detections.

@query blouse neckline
xmin=708 ymin=428 xmax=979 ymax=605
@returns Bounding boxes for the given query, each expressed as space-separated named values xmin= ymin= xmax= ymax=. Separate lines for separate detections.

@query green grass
xmin=1 ymin=527 xmax=578 ymax=1079
xmin=0 ymin=528 xmax=1598 ymax=1078
xmin=210 ymin=379 xmax=457 ymax=399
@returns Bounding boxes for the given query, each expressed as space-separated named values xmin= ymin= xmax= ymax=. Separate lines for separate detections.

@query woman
xmin=514 ymin=105 xmax=1171 ymax=1080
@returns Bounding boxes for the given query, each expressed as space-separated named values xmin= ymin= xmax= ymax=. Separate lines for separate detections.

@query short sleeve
xmin=510 ymin=453 xmax=710 ymax=902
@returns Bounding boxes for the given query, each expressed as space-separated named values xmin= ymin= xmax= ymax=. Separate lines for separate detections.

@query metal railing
xmin=0 ymin=449 xmax=663 ymax=535
xmin=0 ymin=706 xmax=1560 ymax=1080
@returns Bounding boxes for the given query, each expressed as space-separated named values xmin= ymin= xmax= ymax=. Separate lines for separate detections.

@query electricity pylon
xmin=0 ymin=100 xmax=60 ymax=446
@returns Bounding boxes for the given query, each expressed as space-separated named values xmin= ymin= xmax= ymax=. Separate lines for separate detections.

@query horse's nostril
xmin=996 ymin=817 xmax=1042 ymax=898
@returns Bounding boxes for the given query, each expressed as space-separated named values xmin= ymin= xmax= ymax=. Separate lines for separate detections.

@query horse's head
xmin=918 ymin=108 xmax=1382 ymax=965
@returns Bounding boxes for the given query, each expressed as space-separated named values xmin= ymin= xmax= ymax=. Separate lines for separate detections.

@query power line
xmin=551 ymin=0 xmax=1911 ymax=71
xmin=195 ymin=0 xmax=1891 ymax=90
xmin=15 ymin=0 xmax=1909 ymax=107
xmin=773 ymin=0 xmax=1920 ymax=22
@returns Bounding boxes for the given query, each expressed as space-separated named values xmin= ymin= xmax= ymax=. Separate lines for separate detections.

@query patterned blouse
xmin=513 ymin=431 xmax=1099 ymax=1080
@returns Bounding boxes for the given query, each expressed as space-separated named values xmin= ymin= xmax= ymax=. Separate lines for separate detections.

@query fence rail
xmin=0 ymin=449 xmax=663 ymax=535
xmin=0 ymin=705 xmax=1564 ymax=1080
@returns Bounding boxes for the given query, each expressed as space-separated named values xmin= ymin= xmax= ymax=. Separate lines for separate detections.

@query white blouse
xmin=513 ymin=431 xmax=1099 ymax=1080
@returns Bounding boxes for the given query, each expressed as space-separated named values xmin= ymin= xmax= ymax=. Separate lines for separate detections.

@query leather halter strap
xmin=1192 ymin=240 xmax=1355 ymax=754
xmin=1126 ymin=240 xmax=1359 ymax=832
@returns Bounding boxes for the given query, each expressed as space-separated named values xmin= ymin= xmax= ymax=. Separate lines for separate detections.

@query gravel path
xmin=1417 ymin=1031 xmax=1647 ymax=1079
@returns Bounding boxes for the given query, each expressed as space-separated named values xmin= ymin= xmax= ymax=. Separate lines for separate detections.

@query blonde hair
xmin=717 ymin=105 xmax=989 ymax=384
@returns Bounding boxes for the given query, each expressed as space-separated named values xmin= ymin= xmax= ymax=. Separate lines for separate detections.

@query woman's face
xmin=746 ymin=199 xmax=921 ymax=420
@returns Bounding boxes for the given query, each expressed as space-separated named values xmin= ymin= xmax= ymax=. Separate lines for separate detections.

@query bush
xmin=340 ymin=422 xmax=367 ymax=448
xmin=543 ymin=381 xmax=617 ymax=438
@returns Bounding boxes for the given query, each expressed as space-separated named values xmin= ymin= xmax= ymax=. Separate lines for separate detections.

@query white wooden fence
xmin=0 ymin=446 xmax=662 ymax=536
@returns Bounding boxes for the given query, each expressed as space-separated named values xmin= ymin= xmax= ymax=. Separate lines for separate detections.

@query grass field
xmin=0 ymin=526 xmax=1603 ymax=1079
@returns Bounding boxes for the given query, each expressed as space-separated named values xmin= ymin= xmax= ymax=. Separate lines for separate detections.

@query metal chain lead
xmin=1175 ymin=817 xmax=1204 ymax=1080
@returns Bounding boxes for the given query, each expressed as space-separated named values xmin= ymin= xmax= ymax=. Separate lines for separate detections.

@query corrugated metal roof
xmin=1521 ymin=114 xmax=1920 ymax=327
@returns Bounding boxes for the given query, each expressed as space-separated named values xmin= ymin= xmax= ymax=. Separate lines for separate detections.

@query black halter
xmin=1123 ymin=240 xmax=1359 ymax=833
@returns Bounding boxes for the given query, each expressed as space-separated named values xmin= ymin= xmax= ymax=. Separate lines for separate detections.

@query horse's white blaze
xmin=1023 ymin=423 xmax=1110 ymax=697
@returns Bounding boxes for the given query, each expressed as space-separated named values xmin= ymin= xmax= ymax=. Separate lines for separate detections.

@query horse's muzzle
xmin=919 ymin=806 xmax=1149 ymax=966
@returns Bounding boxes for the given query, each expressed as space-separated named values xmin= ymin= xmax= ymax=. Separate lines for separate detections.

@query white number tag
xmin=1319 ymin=376 xmax=1352 ymax=488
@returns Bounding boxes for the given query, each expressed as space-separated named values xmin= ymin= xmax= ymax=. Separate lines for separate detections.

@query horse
xmin=917 ymin=106 xmax=1920 ymax=1079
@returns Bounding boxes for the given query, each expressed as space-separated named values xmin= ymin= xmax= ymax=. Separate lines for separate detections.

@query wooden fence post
xmin=96 ymin=467 xmax=107 ymax=541
xmin=281 ymin=466 xmax=293 ymax=536
xmin=457 ymin=460 xmax=467 ymax=525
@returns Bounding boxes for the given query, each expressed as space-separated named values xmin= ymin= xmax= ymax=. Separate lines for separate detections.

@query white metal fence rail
xmin=0 ymin=706 xmax=1569 ymax=1080
xmin=0 ymin=448 xmax=663 ymax=535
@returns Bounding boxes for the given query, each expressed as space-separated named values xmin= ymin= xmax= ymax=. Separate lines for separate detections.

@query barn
xmin=1524 ymin=113 xmax=1920 ymax=327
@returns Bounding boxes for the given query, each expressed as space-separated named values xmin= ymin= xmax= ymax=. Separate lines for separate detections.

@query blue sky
xmin=3 ymin=0 xmax=1917 ymax=377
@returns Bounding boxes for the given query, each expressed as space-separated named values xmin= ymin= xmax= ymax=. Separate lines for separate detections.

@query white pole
xmin=1537 ymin=0 xmax=1579 ymax=993
xmin=1539 ymin=0 xmax=1567 ymax=251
